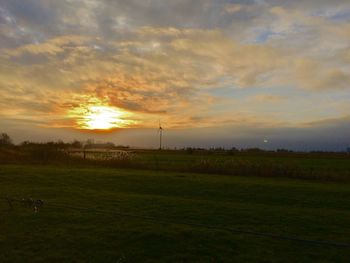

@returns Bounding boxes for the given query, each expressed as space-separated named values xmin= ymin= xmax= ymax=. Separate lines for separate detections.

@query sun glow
xmin=84 ymin=106 xmax=125 ymax=130
xmin=68 ymin=98 xmax=135 ymax=130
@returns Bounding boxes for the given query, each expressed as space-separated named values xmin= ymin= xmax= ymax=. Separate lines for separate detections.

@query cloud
xmin=302 ymin=115 xmax=350 ymax=128
xmin=1 ymin=23 xmax=348 ymax=129
xmin=251 ymin=94 xmax=286 ymax=103
xmin=224 ymin=4 xmax=244 ymax=14
xmin=3 ymin=35 xmax=92 ymax=57
xmin=0 ymin=0 xmax=349 ymax=145
xmin=293 ymin=59 xmax=350 ymax=90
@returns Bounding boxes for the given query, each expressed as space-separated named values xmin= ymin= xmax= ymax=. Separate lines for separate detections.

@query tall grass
xmin=188 ymin=158 xmax=349 ymax=182
xmin=0 ymin=146 xmax=349 ymax=182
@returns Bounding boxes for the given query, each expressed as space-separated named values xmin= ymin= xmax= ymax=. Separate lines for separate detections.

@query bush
xmin=0 ymin=133 xmax=13 ymax=146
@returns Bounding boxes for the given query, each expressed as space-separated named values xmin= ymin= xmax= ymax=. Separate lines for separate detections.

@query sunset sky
xmin=0 ymin=0 xmax=349 ymax=150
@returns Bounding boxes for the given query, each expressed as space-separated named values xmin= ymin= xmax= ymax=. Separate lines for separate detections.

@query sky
xmin=0 ymin=0 xmax=349 ymax=151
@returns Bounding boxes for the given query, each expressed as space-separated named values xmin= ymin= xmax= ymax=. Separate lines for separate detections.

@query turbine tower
xmin=158 ymin=120 xmax=163 ymax=150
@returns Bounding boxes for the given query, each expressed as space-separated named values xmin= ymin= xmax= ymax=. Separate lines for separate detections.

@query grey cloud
xmin=1 ymin=0 xmax=55 ymax=25
xmin=0 ymin=0 xmax=349 ymax=147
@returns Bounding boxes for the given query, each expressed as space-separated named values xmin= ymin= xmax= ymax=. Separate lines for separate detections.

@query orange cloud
xmin=1 ymin=22 xmax=349 ymax=131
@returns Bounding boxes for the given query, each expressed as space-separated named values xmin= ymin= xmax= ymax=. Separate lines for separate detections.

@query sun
xmin=84 ymin=106 xmax=124 ymax=130
xmin=68 ymin=97 xmax=135 ymax=130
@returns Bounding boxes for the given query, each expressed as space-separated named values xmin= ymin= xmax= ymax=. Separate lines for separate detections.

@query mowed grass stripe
xmin=1 ymin=165 xmax=350 ymax=262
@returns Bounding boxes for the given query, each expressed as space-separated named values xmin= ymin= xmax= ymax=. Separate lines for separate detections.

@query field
xmin=136 ymin=151 xmax=350 ymax=181
xmin=1 ymin=160 xmax=350 ymax=262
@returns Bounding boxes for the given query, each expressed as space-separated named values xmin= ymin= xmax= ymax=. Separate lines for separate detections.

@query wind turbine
xmin=158 ymin=120 xmax=163 ymax=150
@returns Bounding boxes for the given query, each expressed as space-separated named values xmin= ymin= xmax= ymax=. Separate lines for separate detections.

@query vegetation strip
xmin=3 ymin=196 xmax=350 ymax=249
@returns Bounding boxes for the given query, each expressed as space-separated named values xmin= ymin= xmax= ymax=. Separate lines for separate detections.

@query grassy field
xmin=1 ymin=164 xmax=350 ymax=262
xmin=2 ymin=146 xmax=350 ymax=181
xmin=136 ymin=151 xmax=350 ymax=180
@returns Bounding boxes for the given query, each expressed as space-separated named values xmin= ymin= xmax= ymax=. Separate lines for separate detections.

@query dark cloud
xmin=1 ymin=0 xmax=55 ymax=24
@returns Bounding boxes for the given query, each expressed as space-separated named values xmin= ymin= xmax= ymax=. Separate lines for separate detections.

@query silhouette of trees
xmin=0 ymin=133 xmax=13 ymax=146
xmin=71 ymin=140 xmax=83 ymax=148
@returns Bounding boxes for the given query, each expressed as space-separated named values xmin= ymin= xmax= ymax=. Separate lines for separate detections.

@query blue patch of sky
xmin=2 ymin=0 xmax=56 ymax=26
xmin=254 ymin=29 xmax=276 ymax=43
xmin=329 ymin=10 xmax=350 ymax=22
xmin=313 ymin=8 xmax=350 ymax=22
xmin=209 ymin=84 xmax=307 ymax=99
xmin=209 ymin=83 xmax=350 ymax=122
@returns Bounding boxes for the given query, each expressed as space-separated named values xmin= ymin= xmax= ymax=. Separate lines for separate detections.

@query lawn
xmin=136 ymin=151 xmax=350 ymax=181
xmin=1 ymin=165 xmax=350 ymax=262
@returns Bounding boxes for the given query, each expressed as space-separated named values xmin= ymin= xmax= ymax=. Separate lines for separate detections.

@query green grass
xmin=136 ymin=151 xmax=350 ymax=181
xmin=2 ymin=146 xmax=350 ymax=181
xmin=1 ymin=164 xmax=350 ymax=262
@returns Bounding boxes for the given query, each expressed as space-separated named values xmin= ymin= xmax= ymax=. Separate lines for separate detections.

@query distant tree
xmin=115 ymin=145 xmax=130 ymax=150
xmin=186 ymin=147 xmax=194 ymax=154
xmin=227 ymin=147 xmax=239 ymax=155
xmin=84 ymin=139 xmax=94 ymax=148
xmin=20 ymin=140 xmax=31 ymax=146
xmin=277 ymin=149 xmax=293 ymax=153
xmin=71 ymin=140 xmax=83 ymax=148
xmin=0 ymin=133 xmax=13 ymax=146
xmin=244 ymin=148 xmax=265 ymax=153
xmin=105 ymin=142 xmax=116 ymax=149
xmin=57 ymin=140 xmax=65 ymax=148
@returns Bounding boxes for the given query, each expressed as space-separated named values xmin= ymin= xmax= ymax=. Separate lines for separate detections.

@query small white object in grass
xmin=264 ymin=139 xmax=268 ymax=143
